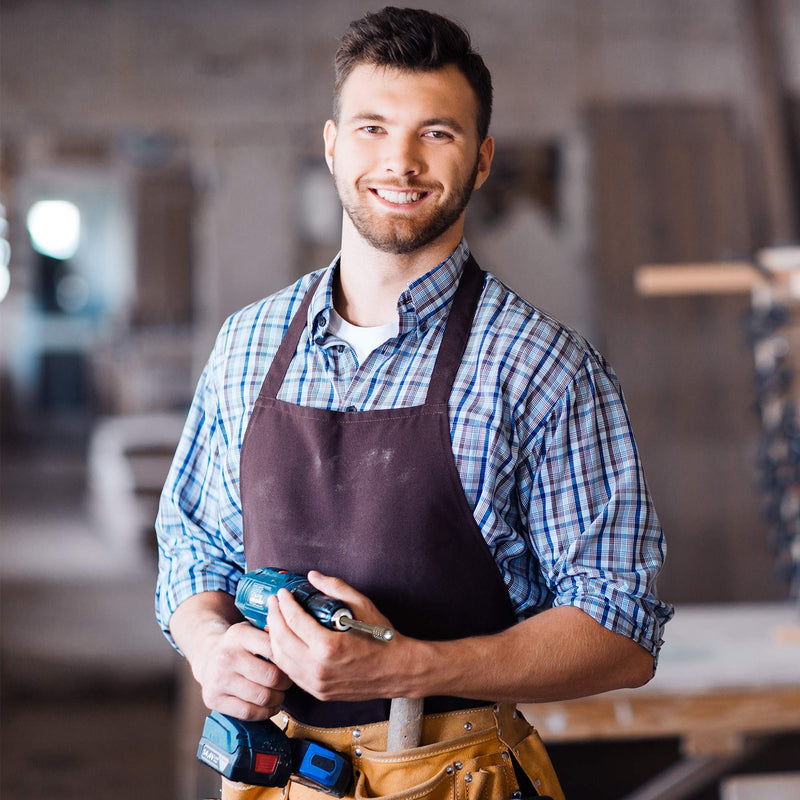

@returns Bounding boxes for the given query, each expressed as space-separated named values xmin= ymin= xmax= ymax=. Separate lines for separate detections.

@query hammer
xmin=386 ymin=697 xmax=424 ymax=750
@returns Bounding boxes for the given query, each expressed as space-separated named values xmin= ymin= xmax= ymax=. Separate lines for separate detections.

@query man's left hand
xmin=266 ymin=571 xmax=418 ymax=702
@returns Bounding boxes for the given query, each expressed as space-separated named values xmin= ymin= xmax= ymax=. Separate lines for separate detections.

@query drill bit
xmin=331 ymin=610 xmax=394 ymax=641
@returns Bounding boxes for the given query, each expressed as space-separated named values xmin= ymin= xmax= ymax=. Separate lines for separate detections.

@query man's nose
xmin=382 ymin=134 xmax=422 ymax=176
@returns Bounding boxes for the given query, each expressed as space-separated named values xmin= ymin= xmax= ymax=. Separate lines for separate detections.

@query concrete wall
xmin=5 ymin=0 xmax=798 ymax=348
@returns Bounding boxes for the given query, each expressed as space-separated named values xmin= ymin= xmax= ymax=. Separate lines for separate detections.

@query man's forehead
xmin=338 ymin=63 xmax=479 ymax=125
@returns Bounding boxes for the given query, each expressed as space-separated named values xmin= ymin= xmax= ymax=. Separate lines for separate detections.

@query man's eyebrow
xmin=421 ymin=117 xmax=466 ymax=135
xmin=346 ymin=113 xmax=389 ymax=124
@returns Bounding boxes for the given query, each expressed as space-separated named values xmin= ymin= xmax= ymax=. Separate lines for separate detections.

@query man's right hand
xmin=169 ymin=590 xmax=292 ymax=721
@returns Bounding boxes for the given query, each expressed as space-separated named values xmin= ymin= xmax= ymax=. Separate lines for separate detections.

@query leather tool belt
xmin=220 ymin=704 xmax=565 ymax=800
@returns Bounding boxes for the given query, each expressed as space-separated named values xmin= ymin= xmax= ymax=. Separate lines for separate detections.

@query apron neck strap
xmin=425 ymin=255 xmax=484 ymax=406
xmin=260 ymin=272 xmax=326 ymax=399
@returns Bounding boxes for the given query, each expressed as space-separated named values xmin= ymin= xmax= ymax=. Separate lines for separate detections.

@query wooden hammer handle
xmin=386 ymin=697 xmax=424 ymax=750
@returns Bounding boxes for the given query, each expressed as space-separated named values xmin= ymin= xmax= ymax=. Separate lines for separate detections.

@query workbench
xmin=521 ymin=603 xmax=800 ymax=800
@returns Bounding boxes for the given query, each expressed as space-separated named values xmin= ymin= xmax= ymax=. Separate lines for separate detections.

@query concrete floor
xmin=0 ymin=441 xmax=182 ymax=799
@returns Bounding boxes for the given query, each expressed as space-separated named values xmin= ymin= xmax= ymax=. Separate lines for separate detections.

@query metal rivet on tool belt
xmin=534 ymin=780 xmax=541 ymax=788
xmin=446 ymin=767 xmax=454 ymax=775
xmin=497 ymin=728 xmax=502 ymax=736
xmin=502 ymin=752 xmax=509 ymax=760
xmin=455 ymin=762 xmax=463 ymax=770
xmin=353 ymin=729 xmax=361 ymax=738
xmin=514 ymin=748 xmax=520 ymax=757
xmin=512 ymin=791 xmax=522 ymax=798
xmin=354 ymin=748 xmax=362 ymax=757
xmin=512 ymin=710 xmax=518 ymax=719
xmin=493 ymin=704 xmax=500 ymax=713
xmin=464 ymin=722 xmax=472 ymax=731
xmin=465 ymin=774 xmax=473 ymax=783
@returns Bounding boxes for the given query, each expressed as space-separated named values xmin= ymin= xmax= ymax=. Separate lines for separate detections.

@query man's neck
xmin=334 ymin=221 xmax=463 ymax=327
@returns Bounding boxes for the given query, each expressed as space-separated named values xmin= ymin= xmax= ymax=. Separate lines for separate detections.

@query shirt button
xmin=345 ymin=405 xmax=357 ymax=412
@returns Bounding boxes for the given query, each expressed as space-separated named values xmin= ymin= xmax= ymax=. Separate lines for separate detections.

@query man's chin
xmin=360 ymin=231 xmax=441 ymax=256
xmin=349 ymin=213 xmax=462 ymax=256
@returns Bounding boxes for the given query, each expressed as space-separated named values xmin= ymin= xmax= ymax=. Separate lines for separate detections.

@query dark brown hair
xmin=333 ymin=6 xmax=493 ymax=141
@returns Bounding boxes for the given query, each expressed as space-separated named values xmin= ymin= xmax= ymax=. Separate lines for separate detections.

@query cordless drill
xmin=197 ymin=568 xmax=394 ymax=791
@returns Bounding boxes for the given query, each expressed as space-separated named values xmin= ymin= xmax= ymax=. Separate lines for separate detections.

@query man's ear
xmin=473 ymin=136 xmax=494 ymax=191
xmin=323 ymin=120 xmax=337 ymax=174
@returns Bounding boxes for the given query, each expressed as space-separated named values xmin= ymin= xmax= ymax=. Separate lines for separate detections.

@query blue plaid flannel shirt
xmin=156 ymin=241 xmax=672 ymax=662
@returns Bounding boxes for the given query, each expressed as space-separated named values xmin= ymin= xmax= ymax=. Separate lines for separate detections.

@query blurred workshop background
xmin=1 ymin=2 xmax=799 ymax=799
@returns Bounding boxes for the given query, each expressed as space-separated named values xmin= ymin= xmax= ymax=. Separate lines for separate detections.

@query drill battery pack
xmin=198 ymin=711 xmax=352 ymax=796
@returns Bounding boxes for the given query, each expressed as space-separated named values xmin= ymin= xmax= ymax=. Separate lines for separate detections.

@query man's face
xmin=324 ymin=64 xmax=493 ymax=256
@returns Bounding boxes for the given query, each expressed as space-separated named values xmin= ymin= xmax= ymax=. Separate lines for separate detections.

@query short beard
xmin=333 ymin=158 xmax=479 ymax=255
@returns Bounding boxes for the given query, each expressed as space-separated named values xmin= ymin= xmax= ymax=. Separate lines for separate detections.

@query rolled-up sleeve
xmin=155 ymin=352 xmax=246 ymax=649
xmin=522 ymin=355 xmax=672 ymax=665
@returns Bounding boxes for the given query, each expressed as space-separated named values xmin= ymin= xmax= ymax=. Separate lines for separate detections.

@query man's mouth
xmin=371 ymin=188 xmax=428 ymax=205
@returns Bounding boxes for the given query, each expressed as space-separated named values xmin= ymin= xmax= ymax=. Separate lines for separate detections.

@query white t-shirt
xmin=328 ymin=308 xmax=399 ymax=364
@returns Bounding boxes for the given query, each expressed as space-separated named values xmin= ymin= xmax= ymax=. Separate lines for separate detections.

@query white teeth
xmin=375 ymin=189 xmax=422 ymax=204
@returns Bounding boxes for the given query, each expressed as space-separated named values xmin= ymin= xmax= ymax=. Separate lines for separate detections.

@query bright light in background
xmin=26 ymin=200 xmax=81 ymax=260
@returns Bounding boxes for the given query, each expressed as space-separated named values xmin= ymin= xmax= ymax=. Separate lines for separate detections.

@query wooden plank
xmin=520 ymin=604 xmax=800 ymax=755
xmin=635 ymin=263 xmax=764 ymax=296
xmin=524 ymin=687 xmax=800 ymax=749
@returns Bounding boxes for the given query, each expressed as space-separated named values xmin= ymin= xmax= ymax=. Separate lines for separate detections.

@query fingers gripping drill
xmin=197 ymin=568 xmax=395 ymax=793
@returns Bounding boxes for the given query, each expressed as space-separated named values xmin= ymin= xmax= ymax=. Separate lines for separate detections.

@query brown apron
xmin=231 ymin=257 xmax=564 ymax=800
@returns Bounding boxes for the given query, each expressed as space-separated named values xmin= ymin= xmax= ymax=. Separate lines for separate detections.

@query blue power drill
xmin=197 ymin=568 xmax=394 ymax=793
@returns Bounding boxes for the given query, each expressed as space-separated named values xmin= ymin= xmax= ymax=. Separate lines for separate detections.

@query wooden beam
xmin=524 ymin=686 xmax=800 ymax=750
xmin=634 ymin=262 xmax=764 ymax=296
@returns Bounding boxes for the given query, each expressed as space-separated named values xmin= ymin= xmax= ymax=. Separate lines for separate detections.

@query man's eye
xmin=361 ymin=126 xmax=384 ymax=135
xmin=424 ymin=130 xmax=453 ymax=140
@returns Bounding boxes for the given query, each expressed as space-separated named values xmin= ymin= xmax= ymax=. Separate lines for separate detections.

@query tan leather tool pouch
xmin=221 ymin=706 xmax=564 ymax=800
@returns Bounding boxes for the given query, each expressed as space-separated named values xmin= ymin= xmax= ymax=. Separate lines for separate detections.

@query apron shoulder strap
xmin=259 ymin=272 xmax=327 ymax=399
xmin=426 ymin=255 xmax=485 ymax=406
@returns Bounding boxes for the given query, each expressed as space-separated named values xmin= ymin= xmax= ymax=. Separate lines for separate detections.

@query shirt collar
xmin=307 ymin=240 xmax=471 ymax=343
xmin=307 ymin=255 xmax=340 ymax=345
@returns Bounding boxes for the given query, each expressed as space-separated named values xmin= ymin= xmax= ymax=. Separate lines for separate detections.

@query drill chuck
xmin=331 ymin=608 xmax=395 ymax=641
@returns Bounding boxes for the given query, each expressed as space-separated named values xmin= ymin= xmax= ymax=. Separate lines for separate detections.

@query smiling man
xmin=156 ymin=8 xmax=672 ymax=800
